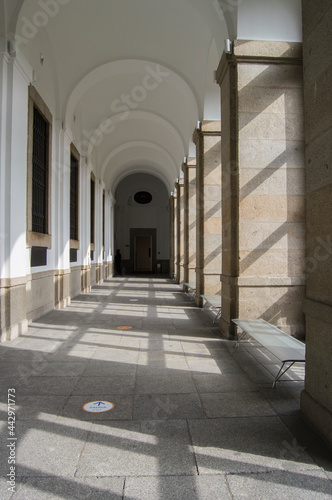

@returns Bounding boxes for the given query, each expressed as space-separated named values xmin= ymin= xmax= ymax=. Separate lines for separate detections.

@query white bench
xmin=232 ymin=318 xmax=306 ymax=388
xmin=201 ymin=295 xmax=222 ymax=323
xmin=183 ymin=283 xmax=196 ymax=299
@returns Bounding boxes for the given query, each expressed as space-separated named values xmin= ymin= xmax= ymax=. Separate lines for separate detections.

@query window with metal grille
xmin=90 ymin=178 xmax=95 ymax=244
xmin=70 ymin=248 xmax=78 ymax=263
xmin=32 ymin=106 xmax=48 ymax=234
xmin=102 ymin=191 xmax=105 ymax=248
xmin=70 ymin=154 xmax=79 ymax=241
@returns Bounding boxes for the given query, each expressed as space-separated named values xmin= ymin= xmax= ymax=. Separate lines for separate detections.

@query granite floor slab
xmin=199 ymin=391 xmax=277 ymax=418
xmin=12 ymin=477 xmax=125 ymax=500
xmin=226 ymin=469 xmax=332 ymax=499
xmin=133 ymin=393 xmax=205 ymax=420
xmin=124 ymin=475 xmax=231 ymax=500
xmin=188 ymin=416 xmax=319 ymax=475
xmin=76 ymin=420 xmax=197 ymax=477
xmin=0 ymin=420 xmax=91 ymax=477
xmin=0 ymin=276 xmax=331 ymax=500
xmin=72 ymin=375 xmax=136 ymax=395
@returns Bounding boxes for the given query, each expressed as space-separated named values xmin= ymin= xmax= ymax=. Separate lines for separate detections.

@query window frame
xmin=102 ymin=190 xmax=105 ymax=251
xmin=70 ymin=144 xmax=80 ymax=250
xmin=90 ymin=173 xmax=95 ymax=252
xmin=26 ymin=86 xmax=52 ymax=249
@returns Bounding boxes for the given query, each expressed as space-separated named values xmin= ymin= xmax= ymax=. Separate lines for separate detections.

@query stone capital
xmin=216 ymin=40 xmax=303 ymax=86
xmin=193 ymin=122 xmax=221 ymax=143
xmin=181 ymin=156 xmax=196 ymax=173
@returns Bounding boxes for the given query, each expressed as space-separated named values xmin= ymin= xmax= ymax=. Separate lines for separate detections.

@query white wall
xmin=0 ymin=53 xmax=31 ymax=280
xmin=203 ymin=39 xmax=220 ymax=121
xmin=237 ymin=0 xmax=302 ymax=42
xmin=114 ymin=173 xmax=170 ymax=262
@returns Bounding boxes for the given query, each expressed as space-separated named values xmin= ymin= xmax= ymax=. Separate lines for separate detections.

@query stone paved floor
xmin=0 ymin=276 xmax=331 ymax=499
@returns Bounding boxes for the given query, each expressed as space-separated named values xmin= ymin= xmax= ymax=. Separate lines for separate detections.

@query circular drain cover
xmin=83 ymin=401 xmax=114 ymax=413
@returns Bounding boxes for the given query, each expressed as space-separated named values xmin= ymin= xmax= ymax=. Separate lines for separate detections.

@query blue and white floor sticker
xmin=83 ymin=401 xmax=115 ymax=413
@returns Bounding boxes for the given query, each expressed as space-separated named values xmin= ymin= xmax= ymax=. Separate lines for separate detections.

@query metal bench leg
xmin=272 ymin=361 xmax=295 ymax=388
xmin=213 ymin=309 xmax=221 ymax=324
xmin=235 ymin=330 xmax=248 ymax=348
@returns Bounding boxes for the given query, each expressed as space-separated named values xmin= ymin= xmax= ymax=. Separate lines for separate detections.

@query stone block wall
xmin=301 ymin=0 xmax=332 ymax=447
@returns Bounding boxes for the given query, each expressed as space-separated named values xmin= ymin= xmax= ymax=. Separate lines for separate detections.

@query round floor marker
xmin=117 ymin=326 xmax=133 ymax=330
xmin=83 ymin=401 xmax=114 ymax=413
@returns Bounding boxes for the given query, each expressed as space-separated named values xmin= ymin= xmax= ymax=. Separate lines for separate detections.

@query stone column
xmin=216 ymin=40 xmax=306 ymax=338
xmin=104 ymin=192 xmax=114 ymax=279
xmin=94 ymin=180 xmax=104 ymax=285
xmin=169 ymin=195 xmax=175 ymax=279
xmin=173 ymin=188 xmax=179 ymax=281
xmin=182 ymin=157 xmax=197 ymax=285
xmin=81 ymin=160 xmax=91 ymax=293
xmin=175 ymin=178 xmax=185 ymax=284
xmin=301 ymin=1 xmax=332 ymax=447
xmin=193 ymin=121 xmax=222 ymax=307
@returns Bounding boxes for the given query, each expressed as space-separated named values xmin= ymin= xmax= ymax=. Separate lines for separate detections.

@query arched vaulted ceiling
xmin=2 ymin=0 xmax=301 ymax=193
xmin=5 ymin=0 xmax=229 ymax=193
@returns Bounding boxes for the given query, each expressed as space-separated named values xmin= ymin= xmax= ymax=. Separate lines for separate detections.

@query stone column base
xmin=187 ymin=266 xmax=196 ymax=286
xmin=195 ymin=269 xmax=221 ymax=307
xmin=26 ymin=271 xmax=55 ymax=322
xmin=54 ymin=269 xmax=71 ymax=310
xmin=70 ymin=265 xmax=82 ymax=298
xmin=104 ymin=262 xmax=112 ymax=280
xmin=81 ymin=265 xmax=91 ymax=294
xmin=95 ymin=264 xmax=103 ymax=285
xmin=301 ymin=390 xmax=332 ymax=449
xmin=0 ymin=278 xmax=29 ymax=342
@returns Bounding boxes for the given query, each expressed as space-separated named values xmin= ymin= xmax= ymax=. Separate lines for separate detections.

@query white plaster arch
xmin=26 ymin=28 xmax=60 ymax=116
xmin=203 ymin=38 xmax=221 ymax=120
xmin=182 ymin=0 xmax=231 ymax=52
xmin=89 ymin=113 xmax=186 ymax=176
xmin=112 ymin=163 xmax=174 ymax=196
xmin=11 ymin=0 xmax=231 ymax=59
xmin=5 ymin=0 xmax=24 ymax=38
xmin=65 ymin=59 xmax=201 ymax=127
xmin=0 ymin=1 xmax=5 ymax=38
xmin=101 ymin=141 xmax=178 ymax=191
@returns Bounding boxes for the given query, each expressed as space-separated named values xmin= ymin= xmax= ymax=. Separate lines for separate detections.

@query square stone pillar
xmin=216 ymin=40 xmax=306 ymax=338
xmin=173 ymin=188 xmax=178 ymax=281
xmin=193 ymin=121 xmax=222 ymax=307
xmin=169 ymin=195 xmax=175 ymax=279
xmin=174 ymin=179 xmax=185 ymax=284
xmin=300 ymin=0 xmax=332 ymax=447
xmin=182 ymin=157 xmax=197 ymax=285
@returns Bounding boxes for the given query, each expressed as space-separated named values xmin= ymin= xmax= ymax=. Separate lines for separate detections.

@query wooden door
xmin=135 ymin=235 xmax=152 ymax=271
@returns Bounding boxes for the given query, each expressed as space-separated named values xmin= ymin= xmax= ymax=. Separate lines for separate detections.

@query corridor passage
xmin=0 ymin=277 xmax=331 ymax=499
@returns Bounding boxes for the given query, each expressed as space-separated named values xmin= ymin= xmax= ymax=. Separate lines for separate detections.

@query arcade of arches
xmin=0 ymin=0 xmax=331 ymax=448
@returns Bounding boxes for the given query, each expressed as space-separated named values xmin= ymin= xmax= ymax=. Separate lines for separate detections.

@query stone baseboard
xmin=1 ymin=278 xmax=28 ymax=342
